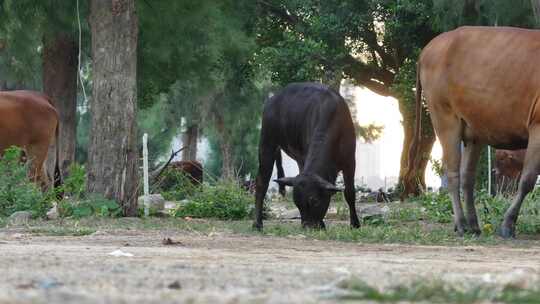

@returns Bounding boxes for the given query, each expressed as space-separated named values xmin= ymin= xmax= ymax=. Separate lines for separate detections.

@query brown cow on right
xmin=406 ymin=26 xmax=540 ymax=238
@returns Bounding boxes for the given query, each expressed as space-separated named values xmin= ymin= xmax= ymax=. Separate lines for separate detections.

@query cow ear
xmin=314 ymin=175 xmax=343 ymax=192
xmin=274 ymin=177 xmax=296 ymax=187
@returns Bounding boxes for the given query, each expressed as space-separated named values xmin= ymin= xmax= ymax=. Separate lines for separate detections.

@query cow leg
xmin=275 ymin=148 xmax=286 ymax=196
xmin=27 ymin=142 xmax=51 ymax=191
xmin=500 ymin=129 xmax=540 ymax=238
xmin=253 ymin=143 xmax=277 ymax=231
xmin=435 ymin=115 xmax=466 ymax=236
xmin=343 ymin=165 xmax=360 ymax=228
xmin=461 ymin=141 xmax=483 ymax=235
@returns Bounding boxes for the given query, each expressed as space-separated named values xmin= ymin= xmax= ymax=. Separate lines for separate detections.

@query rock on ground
xmin=8 ymin=211 xmax=32 ymax=226
xmin=138 ymin=194 xmax=165 ymax=211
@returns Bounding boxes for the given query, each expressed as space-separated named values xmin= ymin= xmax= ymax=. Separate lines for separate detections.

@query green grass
xmin=4 ymin=215 xmax=523 ymax=246
xmin=336 ymin=277 xmax=540 ymax=303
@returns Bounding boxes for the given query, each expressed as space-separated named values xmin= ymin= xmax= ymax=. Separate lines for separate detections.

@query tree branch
xmin=342 ymin=54 xmax=395 ymax=97
xmin=149 ymin=146 xmax=187 ymax=184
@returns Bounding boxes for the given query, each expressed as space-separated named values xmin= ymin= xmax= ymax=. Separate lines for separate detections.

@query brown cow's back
xmin=420 ymin=26 xmax=540 ymax=149
xmin=0 ymin=90 xmax=58 ymax=150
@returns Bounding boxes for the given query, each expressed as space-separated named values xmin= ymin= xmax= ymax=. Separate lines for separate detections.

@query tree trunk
xmin=181 ymin=124 xmax=198 ymax=160
xmin=87 ymin=0 xmax=139 ymax=216
xmin=42 ymin=33 xmax=78 ymax=181
xmin=399 ymin=99 xmax=436 ymax=197
xmin=215 ymin=114 xmax=234 ymax=180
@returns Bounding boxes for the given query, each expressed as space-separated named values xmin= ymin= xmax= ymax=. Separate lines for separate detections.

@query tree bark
xmin=181 ymin=124 xmax=198 ymax=160
xmin=398 ymin=99 xmax=436 ymax=197
xmin=87 ymin=0 xmax=139 ymax=215
xmin=42 ymin=33 xmax=78 ymax=181
xmin=215 ymin=114 xmax=234 ymax=180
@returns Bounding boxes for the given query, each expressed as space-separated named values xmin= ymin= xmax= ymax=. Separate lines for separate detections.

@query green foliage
xmin=338 ymin=277 xmax=540 ymax=303
xmin=415 ymin=191 xmax=453 ymax=223
xmin=59 ymin=195 xmax=122 ymax=219
xmin=412 ymin=188 xmax=540 ymax=236
xmin=61 ymin=163 xmax=87 ymax=199
xmin=173 ymin=181 xmax=252 ymax=220
xmin=0 ymin=146 xmax=50 ymax=218
xmin=152 ymin=167 xmax=199 ymax=201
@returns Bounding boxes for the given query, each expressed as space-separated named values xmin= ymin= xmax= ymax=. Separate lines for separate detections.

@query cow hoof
xmin=454 ymin=225 xmax=465 ymax=237
xmin=252 ymin=222 xmax=263 ymax=232
xmin=498 ymin=226 xmax=515 ymax=239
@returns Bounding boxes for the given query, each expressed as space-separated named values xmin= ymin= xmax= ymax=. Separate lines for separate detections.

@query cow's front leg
xmin=343 ymin=166 xmax=360 ymax=228
xmin=501 ymin=130 xmax=540 ymax=238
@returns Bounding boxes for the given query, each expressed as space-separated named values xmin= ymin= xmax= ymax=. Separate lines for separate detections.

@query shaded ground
xmin=1 ymin=218 xmax=540 ymax=304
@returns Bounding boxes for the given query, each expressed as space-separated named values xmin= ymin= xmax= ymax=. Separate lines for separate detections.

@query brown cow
xmin=169 ymin=160 xmax=203 ymax=185
xmin=0 ymin=91 xmax=60 ymax=189
xmin=406 ymin=26 xmax=540 ymax=237
xmin=495 ymin=149 xmax=526 ymax=193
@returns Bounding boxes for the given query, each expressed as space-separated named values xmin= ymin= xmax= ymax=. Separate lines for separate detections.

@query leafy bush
xmin=415 ymin=190 xmax=453 ymax=223
xmin=0 ymin=147 xmax=50 ymax=218
xmin=59 ymin=195 xmax=122 ymax=218
xmin=60 ymin=163 xmax=86 ymax=199
xmin=152 ymin=167 xmax=199 ymax=201
xmin=173 ymin=181 xmax=252 ymax=220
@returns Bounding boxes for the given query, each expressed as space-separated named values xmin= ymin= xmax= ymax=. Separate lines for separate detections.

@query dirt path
xmin=1 ymin=228 xmax=540 ymax=304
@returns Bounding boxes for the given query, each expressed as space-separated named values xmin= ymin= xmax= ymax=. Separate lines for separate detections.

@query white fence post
xmin=488 ymin=145 xmax=492 ymax=195
xmin=143 ymin=133 xmax=150 ymax=217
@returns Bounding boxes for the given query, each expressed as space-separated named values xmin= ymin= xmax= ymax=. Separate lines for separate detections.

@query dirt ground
xmin=1 ymin=223 xmax=540 ymax=304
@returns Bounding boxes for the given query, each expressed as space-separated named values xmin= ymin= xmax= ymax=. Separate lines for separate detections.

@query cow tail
xmin=275 ymin=148 xmax=286 ymax=196
xmin=53 ymin=120 xmax=64 ymax=195
xmin=405 ymin=62 xmax=422 ymax=194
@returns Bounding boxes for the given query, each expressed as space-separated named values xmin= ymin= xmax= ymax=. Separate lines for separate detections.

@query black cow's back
xmin=262 ymin=82 xmax=354 ymax=169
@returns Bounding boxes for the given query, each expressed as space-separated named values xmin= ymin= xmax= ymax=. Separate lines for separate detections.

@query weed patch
xmin=336 ymin=277 xmax=540 ymax=303
xmin=0 ymin=147 xmax=50 ymax=218
xmin=173 ymin=181 xmax=252 ymax=220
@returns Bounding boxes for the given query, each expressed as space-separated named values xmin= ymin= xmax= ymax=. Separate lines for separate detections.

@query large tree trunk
xmin=42 ymin=33 xmax=78 ymax=181
xmin=399 ymin=99 xmax=436 ymax=197
xmin=87 ymin=0 xmax=139 ymax=216
xmin=181 ymin=124 xmax=198 ymax=160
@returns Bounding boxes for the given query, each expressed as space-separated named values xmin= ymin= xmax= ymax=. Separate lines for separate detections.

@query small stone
xmin=167 ymin=281 xmax=182 ymax=289
xmin=46 ymin=205 xmax=59 ymax=220
xmin=138 ymin=194 xmax=165 ymax=211
xmin=8 ymin=211 xmax=32 ymax=226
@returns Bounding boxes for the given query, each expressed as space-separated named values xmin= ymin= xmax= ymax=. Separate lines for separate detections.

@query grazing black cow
xmin=253 ymin=82 xmax=360 ymax=230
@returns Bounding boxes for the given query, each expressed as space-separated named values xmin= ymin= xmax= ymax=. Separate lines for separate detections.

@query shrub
xmin=173 ymin=181 xmax=252 ymax=220
xmin=415 ymin=190 xmax=453 ymax=223
xmin=152 ymin=167 xmax=199 ymax=201
xmin=60 ymin=163 xmax=87 ymax=199
xmin=59 ymin=195 xmax=122 ymax=218
xmin=0 ymin=147 xmax=50 ymax=218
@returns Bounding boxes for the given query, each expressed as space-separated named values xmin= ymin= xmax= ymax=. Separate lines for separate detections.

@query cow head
xmin=275 ymin=174 xmax=342 ymax=229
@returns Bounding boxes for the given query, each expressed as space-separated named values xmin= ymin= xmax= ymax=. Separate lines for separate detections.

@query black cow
xmin=253 ymin=82 xmax=360 ymax=230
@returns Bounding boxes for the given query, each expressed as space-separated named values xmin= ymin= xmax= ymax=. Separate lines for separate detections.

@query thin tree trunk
xmin=215 ymin=114 xmax=234 ymax=180
xmin=181 ymin=124 xmax=198 ymax=160
xmin=87 ymin=0 xmax=139 ymax=216
xmin=42 ymin=33 xmax=78 ymax=181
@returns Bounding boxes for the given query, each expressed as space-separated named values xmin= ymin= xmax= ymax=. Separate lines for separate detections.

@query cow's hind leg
xmin=253 ymin=143 xmax=277 ymax=231
xmin=432 ymin=112 xmax=466 ymax=236
xmin=343 ymin=164 xmax=360 ymax=228
xmin=500 ymin=127 xmax=540 ymax=238
xmin=461 ymin=140 xmax=483 ymax=235
xmin=26 ymin=141 xmax=52 ymax=191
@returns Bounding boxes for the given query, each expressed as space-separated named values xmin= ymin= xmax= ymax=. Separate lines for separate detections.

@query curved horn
xmin=274 ymin=177 xmax=296 ymax=187
xmin=314 ymin=175 xmax=343 ymax=192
